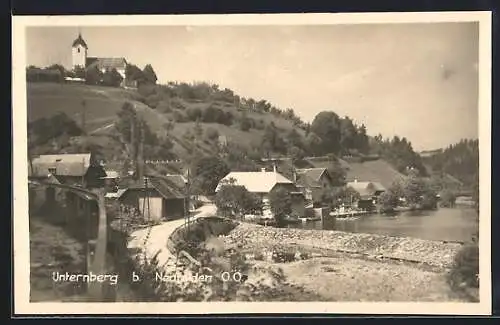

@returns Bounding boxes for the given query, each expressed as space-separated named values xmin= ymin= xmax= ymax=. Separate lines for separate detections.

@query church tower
xmin=71 ymin=32 xmax=88 ymax=70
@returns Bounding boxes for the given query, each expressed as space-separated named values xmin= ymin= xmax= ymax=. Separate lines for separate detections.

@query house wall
xmin=291 ymin=195 xmax=305 ymax=217
xmin=139 ymin=196 xmax=163 ymax=222
xmin=163 ymin=198 xmax=186 ymax=220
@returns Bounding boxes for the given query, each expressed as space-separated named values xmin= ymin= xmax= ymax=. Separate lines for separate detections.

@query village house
xmin=71 ymin=33 xmax=137 ymax=88
xmin=28 ymin=153 xmax=106 ymax=224
xmin=346 ymin=180 xmax=386 ymax=210
xmin=117 ymin=174 xmax=188 ymax=222
xmin=294 ymin=167 xmax=335 ymax=206
xmin=215 ymin=167 xmax=305 ymax=217
xmin=28 ymin=153 xmax=107 ymax=189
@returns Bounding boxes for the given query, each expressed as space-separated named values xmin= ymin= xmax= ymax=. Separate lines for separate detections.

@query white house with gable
xmin=215 ymin=167 xmax=305 ymax=217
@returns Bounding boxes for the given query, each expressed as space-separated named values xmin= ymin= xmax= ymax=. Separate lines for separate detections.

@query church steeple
xmin=72 ymin=31 xmax=88 ymax=49
xmin=72 ymin=30 xmax=88 ymax=70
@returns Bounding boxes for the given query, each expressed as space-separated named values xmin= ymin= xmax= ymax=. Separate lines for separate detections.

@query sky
xmin=25 ymin=23 xmax=479 ymax=151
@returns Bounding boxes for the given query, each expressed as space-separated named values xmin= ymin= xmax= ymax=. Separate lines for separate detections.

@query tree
xmin=125 ymin=63 xmax=145 ymax=83
xmin=268 ymin=187 xmax=292 ymax=227
xmin=205 ymin=127 xmax=219 ymax=141
xmin=74 ymin=66 xmax=86 ymax=79
xmin=215 ymin=181 xmax=262 ymax=218
xmin=439 ymin=189 xmax=457 ymax=208
xmin=330 ymin=186 xmax=361 ymax=208
xmin=46 ymin=64 xmax=67 ymax=77
xmin=85 ymin=65 xmax=103 ymax=85
xmin=239 ymin=112 xmax=251 ymax=132
xmin=142 ymin=64 xmax=158 ymax=85
xmin=310 ymin=111 xmax=342 ymax=155
xmin=191 ymin=156 xmax=230 ymax=195
xmin=102 ymin=68 xmax=123 ymax=87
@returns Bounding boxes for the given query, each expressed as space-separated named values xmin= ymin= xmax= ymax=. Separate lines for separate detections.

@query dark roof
xmin=125 ymin=176 xmax=186 ymax=199
xmin=72 ymin=33 xmax=88 ymax=49
xmin=295 ymin=168 xmax=330 ymax=188
xmin=346 ymin=181 xmax=386 ymax=197
xmin=295 ymin=173 xmax=321 ymax=188
xmin=86 ymin=57 xmax=127 ymax=71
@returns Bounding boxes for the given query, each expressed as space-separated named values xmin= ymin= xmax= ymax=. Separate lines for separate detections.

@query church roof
xmin=86 ymin=57 xmax=127 ymax=71
xmin=72 ymin=33 xmax=88 ymax=49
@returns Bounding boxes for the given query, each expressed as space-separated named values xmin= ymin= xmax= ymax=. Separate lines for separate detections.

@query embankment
xmin=221 ymin=222 xmax=463 ymax=269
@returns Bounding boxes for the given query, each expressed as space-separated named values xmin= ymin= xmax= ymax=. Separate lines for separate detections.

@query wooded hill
xmin=27 ymin=73 xmax=438 ymax=188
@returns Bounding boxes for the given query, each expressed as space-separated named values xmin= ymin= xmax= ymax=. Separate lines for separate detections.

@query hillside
xmin=27 ymin=82 xmax=306 ymax=162
xmin=27 ymin=82 xmax=427 ymax=192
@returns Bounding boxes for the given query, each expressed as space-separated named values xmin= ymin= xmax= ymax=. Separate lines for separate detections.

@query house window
xmin=77 ymin=48 xmax=80 ymax=53
xmin=48 ymin=167 xmax=56 ymax=175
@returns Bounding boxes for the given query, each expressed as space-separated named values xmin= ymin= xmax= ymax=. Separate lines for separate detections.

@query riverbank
xmin=218 ymin=222 xmax=477 ymax=302
xmin=223 ymin=222 xmax=463 ymax=268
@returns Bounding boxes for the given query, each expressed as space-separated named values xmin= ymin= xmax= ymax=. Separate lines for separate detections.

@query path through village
xmin=127 ymin=204 xmax=217 ymax=270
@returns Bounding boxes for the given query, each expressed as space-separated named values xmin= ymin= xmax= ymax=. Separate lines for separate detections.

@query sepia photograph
xmin=12 ymin=12 xmax=491 ymax=315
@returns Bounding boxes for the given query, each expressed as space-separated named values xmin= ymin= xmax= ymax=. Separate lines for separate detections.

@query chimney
xmin=354 ymin=178 xmax=358 ymax=183
xmin=293 ymin=168 xmax=297 ymax=183
xmin=273 ymin=163 xmax=277 ymax=173
xmin=261 ymin=168 xmax=266 ymax=172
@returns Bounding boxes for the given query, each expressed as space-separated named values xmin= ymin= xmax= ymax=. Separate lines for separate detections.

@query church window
xmin=77 ymin=48 xmax=80 ymax=53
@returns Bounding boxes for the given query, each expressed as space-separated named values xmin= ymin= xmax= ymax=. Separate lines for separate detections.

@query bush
xmin=205 ymin=128 xmax=219 ymax=141
xmin=448 ymin=243 xmax=479 ymax=289
xmin=172 ymin=110 xmax=187 ymax=123
xmin=271 ymin=247 xmax=296 ymax=263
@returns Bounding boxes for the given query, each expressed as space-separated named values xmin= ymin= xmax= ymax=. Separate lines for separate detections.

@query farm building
xmin=118 ymin=175 xmax=188 ymax=222
xmin=294 ymin=167 xmax=335 ymax=205
xmin=28 ymin=153 xmax=107 ymax=189
xmin=216 ymin=168 xmax=305 ymax=217
xmin=346 ymin=180 xmax=386 ymax=210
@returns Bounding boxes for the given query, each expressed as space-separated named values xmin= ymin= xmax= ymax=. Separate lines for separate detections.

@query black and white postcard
xmin=12 ymin=12 xmax=492 ymax=315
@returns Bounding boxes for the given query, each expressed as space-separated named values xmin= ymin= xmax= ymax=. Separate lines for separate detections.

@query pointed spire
xmin=72 ymin=29 xmax=88 ymax=49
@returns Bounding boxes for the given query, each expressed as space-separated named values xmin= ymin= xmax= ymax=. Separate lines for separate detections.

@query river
xmin=289 ymin=206 xmax=478 ymax=243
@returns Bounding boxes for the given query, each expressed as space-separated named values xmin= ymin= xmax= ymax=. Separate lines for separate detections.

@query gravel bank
xmin=222 ymin=222 xmax=463 ymax=268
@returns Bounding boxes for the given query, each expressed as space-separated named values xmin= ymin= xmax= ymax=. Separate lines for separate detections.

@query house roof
xmin=72 ymin=33 xmax=88 ymax=49
xmin=124 ymin=176 xmax=186 ymax=199
xmin=105 ymin=188 xmax=127 ymax=199
xmin=101 ymin=170 xmax=120 ymax=179
xmin=29 ymin=153 xmax=92 ymax=177
xmin=86 ymin=57 xmax=127 ymax=71
xmin=295 ymin=168 xmax=329 ymax=188
xmin=216 ymin=171 xmax=293 ymax=193
xmin=346 ymin=181 xmax=386 ymax=197
xmin=296 ymin=168 xmax=327 ymax=182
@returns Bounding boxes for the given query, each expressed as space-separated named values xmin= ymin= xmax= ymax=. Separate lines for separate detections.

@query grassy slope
xmin=28 ymin=82 xmax=407 ymax=188
xmin=27 ymin=83 xmax=303 ymax=160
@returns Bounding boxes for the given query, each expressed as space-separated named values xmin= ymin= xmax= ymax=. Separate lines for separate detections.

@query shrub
xmin=271 ymin=246 xmax=296 ymax=263
xmin=205 ymin=127 xmax=219 ymax=141
xmin=448 ymin=243 xmax=479 ymax=290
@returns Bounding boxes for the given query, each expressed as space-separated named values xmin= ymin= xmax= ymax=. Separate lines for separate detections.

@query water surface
xmin=290 ymin=207 xmax=478 ymax=242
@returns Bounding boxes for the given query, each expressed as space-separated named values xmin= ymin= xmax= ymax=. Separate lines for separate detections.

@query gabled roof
xmin=72 ymin=34 xmax=88 ymax=49
xmin=346 ymin=181 xmax=386 ymax=197
xmin=124 ymin=176 xmax=186 ymax=199
xmin=296 ymin=168 xmax=328 ymax=182
xmin=216 ymin=171 xmax=293 ymax=193
xmin=86 ymin=57 xmax=127 ymax=71
xmin=295 ymin=168 xmax=330 ymax=188
xmin=29 ymin=153 xmax=92 ymax=177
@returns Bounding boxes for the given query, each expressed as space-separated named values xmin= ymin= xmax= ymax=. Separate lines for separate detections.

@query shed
xmin=118 ymin=176 xmax=188 ymax=222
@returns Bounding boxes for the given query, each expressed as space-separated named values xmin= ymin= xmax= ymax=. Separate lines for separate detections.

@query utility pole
xmin=137 ymin=121 xmax=144 ymax=180
xmin=130 ymin=117 xmax=136 ymax=177
xmin=81 ymin=99 xmax=87 ymax=132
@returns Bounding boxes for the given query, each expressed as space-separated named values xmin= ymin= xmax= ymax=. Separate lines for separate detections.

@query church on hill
xmin=71 ymin=32 xmax=135 ymax=87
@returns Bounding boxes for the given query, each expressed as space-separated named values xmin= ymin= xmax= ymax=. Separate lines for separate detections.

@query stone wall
xmin=221 ymin=223 xmax=463 ymax=268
